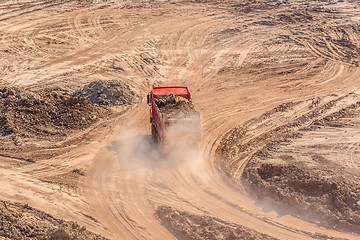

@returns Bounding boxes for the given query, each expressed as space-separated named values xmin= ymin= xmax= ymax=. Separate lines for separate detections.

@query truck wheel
xmin=151 ymin=124 xmax=158 ymax=143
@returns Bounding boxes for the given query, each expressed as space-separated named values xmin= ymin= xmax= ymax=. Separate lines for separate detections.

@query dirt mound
xmin=73 ymin=80 xmax=138 ymax=106
xmin=217 ymin=95 xmax=360 ymax=233
xmin=0 ymin=86 xmax=109 ymax=159
xmin=243 ymin=163 xmax=360 ymax=232
xmin=0 ymin=83 xmax=137 ymax=160
xmin=156 ymin=206 xmax=276 ymax=240
xmin=0 ymin=86 xmax=106 ymax=137
xmin=0 ymin=200 xmax=107 ymax=240
xmin=155 ymin=95 xmax=198 ymax=118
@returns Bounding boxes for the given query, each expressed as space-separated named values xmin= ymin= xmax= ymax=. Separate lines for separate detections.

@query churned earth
xmin=0 ymin=0 xmax=359 ymax=239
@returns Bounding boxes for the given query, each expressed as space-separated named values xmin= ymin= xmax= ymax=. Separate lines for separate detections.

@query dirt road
xmin=0 ymin=0 xmax=359 ymax=239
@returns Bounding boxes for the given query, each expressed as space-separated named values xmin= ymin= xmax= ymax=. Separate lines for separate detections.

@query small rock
xmin=48 ymin=228 xmax=71 ymax=240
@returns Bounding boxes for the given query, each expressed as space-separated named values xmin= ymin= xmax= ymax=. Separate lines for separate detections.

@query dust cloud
xmin=107 ymin=113 xmax=202 ymax=171
xmin=107 ymin=129 xmax=161 ymax=170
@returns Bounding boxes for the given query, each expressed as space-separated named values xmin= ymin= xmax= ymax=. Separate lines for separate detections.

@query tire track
xmin=1 ymin=1 xmax=360 ymax=239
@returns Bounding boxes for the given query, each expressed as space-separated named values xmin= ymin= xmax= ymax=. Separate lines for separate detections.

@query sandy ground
xmin=0 ymin=0 xmax=359 ymax=239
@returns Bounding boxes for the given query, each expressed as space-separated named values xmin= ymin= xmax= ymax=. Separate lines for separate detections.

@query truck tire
xmin=151 ymin=124 xmax=158 ymax=143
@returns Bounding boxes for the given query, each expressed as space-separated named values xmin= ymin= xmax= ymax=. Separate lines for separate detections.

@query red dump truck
xmin=147 ymin=86 xmax=201 ymax=147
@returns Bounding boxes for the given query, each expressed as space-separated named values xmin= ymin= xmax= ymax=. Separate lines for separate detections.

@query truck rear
xmin=147 ymin=86 xmax=201 ymax=147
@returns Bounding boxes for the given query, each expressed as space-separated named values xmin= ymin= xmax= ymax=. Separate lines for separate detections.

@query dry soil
xmin=0 ymin=0 xmax=359 ymax=239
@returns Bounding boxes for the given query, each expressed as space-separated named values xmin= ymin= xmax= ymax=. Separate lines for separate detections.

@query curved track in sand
xmin=0 ymin=1 xmax=359 ymax=239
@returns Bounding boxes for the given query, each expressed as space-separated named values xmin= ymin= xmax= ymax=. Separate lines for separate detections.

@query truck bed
xmin=155 ymin=94 xmax=198 ymax=119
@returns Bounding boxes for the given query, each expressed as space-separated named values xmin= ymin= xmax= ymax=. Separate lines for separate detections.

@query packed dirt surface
xmin=0 ymin=0 xmax=360 ymax=239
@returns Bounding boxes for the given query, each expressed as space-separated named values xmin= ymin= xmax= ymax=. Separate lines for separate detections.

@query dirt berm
xmin=156 ymin=206 xmax=276 ymax=240
xmin=73 ymin=80 xmax=138 ymax=106
xmin=0 ymin=80 xmax=137 ymax=161
xmin=0 ymin=200 xmax=107 ymax=240
xmin=217 ymin=96 xmax=360 ymax=233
